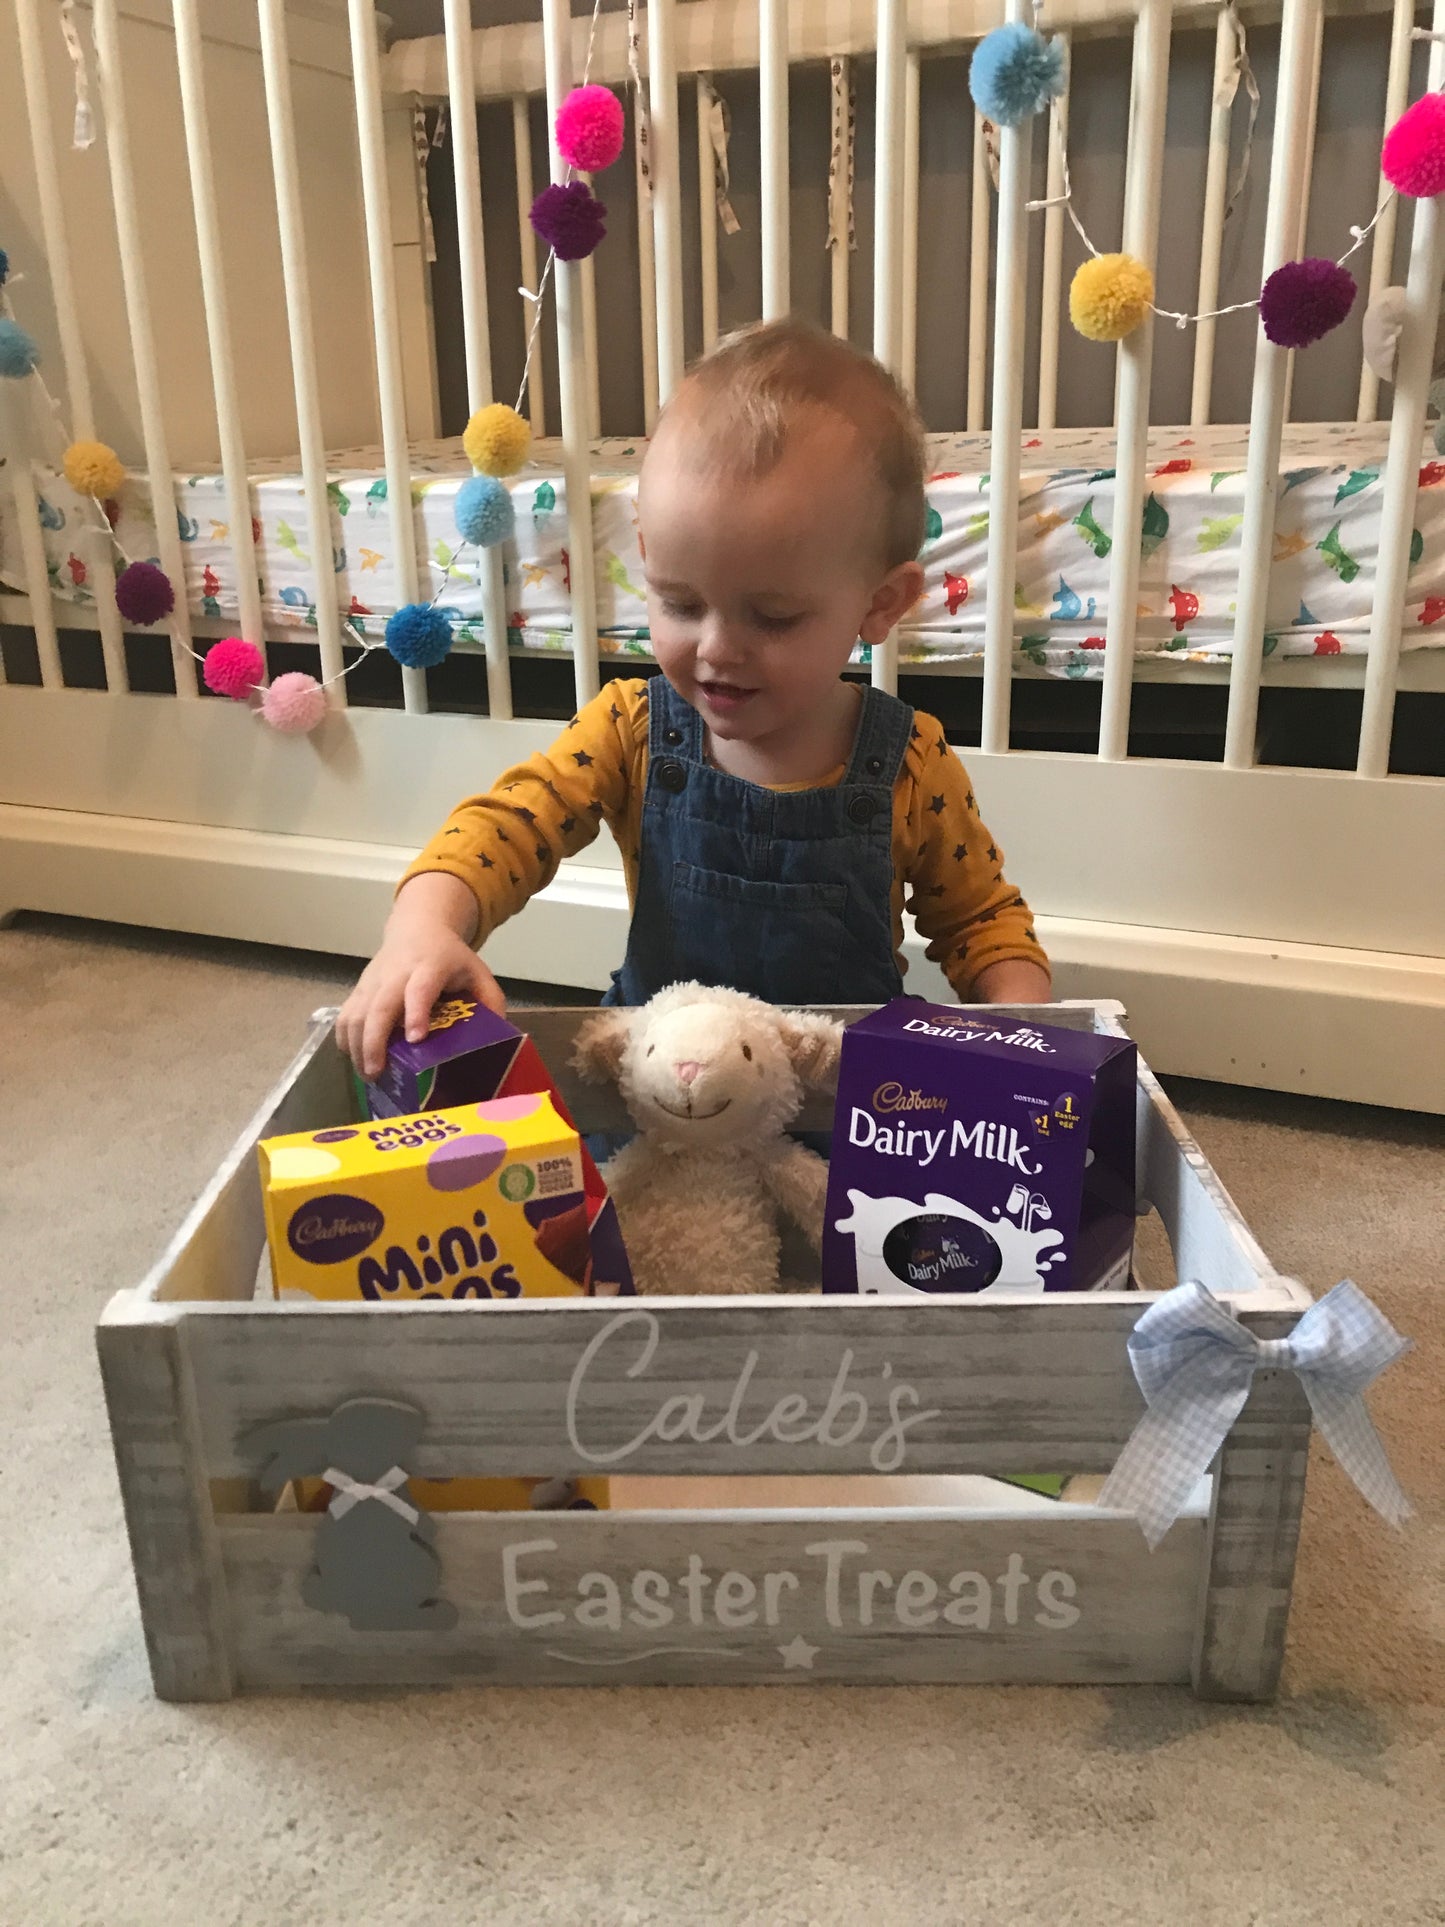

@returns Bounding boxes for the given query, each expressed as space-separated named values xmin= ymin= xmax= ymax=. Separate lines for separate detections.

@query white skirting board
xmin=3 ymin=798 xmax=1442 ymax=1113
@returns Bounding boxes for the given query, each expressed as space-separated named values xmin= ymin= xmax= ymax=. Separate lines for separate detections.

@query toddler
xmin=339 ymin=318 xmax=1050 ymax=1079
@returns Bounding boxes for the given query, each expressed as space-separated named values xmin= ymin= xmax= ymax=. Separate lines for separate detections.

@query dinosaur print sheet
xmin=8 ymin=421 xmax=1445 ymax=678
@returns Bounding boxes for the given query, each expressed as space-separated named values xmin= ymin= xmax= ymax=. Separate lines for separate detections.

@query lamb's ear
xmin=571 ymin=1007 xmax=634 ymax=1083
xmin=776 ymin=1012 xmax=845 ymax=1089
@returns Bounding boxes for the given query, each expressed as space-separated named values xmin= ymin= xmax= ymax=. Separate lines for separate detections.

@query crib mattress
xmin=10 ymin=422 xmax=1445 ymax=677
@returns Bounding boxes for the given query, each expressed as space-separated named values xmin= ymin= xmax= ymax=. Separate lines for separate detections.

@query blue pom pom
xmin=0 ymin=318 xmax=40 ymax=380
xmin=455 ymin=474 xmax=515 ymax=548
xmin=385 ymin=602 xmax=455 ymax=668
xmin=0 ymin=249 xmax=9 ymax=288
xmin=969 ymin=23 xmax=1066 ymax=127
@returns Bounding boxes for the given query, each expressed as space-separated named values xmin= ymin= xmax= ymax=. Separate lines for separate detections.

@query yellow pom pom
xmin=1069 ymin=253 xmax=1155 ymax=343
xmin=62 ymin=439 xmax=126 ymax=498
xmin=462 ymin=403 xmax=531 ymax=477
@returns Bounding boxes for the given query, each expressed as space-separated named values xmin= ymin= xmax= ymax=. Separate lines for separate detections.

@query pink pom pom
xmin=203 ymin=636 xmax=265 ymax=700
xmin=555 ymin=86 xmax=626 ymax=172
xmin=530 ymin=181 xmax=607 ymax=262
xmin=1383 ymin=92 xmax=1445 ymax=198
xmin=261 ymin=671 xmax=328 ymax=735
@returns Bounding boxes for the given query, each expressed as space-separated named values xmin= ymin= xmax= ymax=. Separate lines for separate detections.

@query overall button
xmin=663 ymin=726 xmax=684 ymax=746
xmin=847 ymin=792 xmax=879 ymax=825
xmin=865 ymin=754 xmax=884 ymax=775
xmin=656 ymin=758 xmax=688 ymax=792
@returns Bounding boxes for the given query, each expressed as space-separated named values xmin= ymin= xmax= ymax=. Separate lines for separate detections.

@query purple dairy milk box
xmin=823 ymin=1001 xmax=1137 ymax=1295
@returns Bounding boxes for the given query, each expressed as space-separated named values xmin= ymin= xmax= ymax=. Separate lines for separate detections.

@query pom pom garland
xmin=1070 ymin=253 xmax=1155 ymax=342
xmin=530 ymin=181 xmax=607 ymax=262
xmin=0 ymin=318 xmax=41 ymax=379
xmin=1259 ymin=258 xmax=1357 ymax=349
xmin=455 ymin=474 xmax=515 ymax=548
xmin=1382 ymin=91 xmax=1445 ymax=198
xmin=203 ymin=636 xmax=265 ymax=699
xmin=63 ymin=439 xmax=126 ymax=499
xmin=115 ymin=561 xmax=174 ymax=626
xmin=261 ymin=671 xmax=328 ymax=734
xmin=462 ymin=403 xmax=532 ymax=477
xmin=969 ymin=23 xmax=1066 ymax=127
xmin=555 ymin=86 xmax=626 ymax=172
xmin=386 ymin=602 xmax=455 ymax=669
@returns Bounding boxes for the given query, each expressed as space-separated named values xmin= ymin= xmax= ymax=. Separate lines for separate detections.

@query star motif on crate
xmin=777 ymin=1635 xmax=819 ymax=1671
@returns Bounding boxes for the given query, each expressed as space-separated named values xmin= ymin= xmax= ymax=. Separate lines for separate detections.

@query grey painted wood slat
xmin=1192 ymin=1371 xmax=1313 ymax=1702
xmin=96 ymin=1309 xmax=236 ymax=1701
xmin=179 ymin=1296 xmax=1309 ymax=1481
xmin=218 ymin=1507 xmax=1203 ymax=1689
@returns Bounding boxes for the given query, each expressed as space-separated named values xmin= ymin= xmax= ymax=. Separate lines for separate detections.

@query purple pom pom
xmin=530 ymin=181 xmax=607 ymax=262
xmin=115 ymin=560 xmax=174 ymax=626
xmin=1259 ymin=258 xmax=1357 ymax=349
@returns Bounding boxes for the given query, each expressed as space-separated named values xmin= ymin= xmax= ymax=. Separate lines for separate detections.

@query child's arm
xmin=338 ymin=683 xmax=643 ymax=1077
xmin=900 ymin=722 xmax=1051 ymax=1003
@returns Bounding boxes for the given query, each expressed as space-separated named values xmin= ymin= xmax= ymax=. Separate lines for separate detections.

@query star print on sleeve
xmin=572 ymin=749 xmax=594 ymax=767
xmin=953 ymin=843 xmax=967 ymax=861
xmin=928 ymin=794 xmax=947 ymax=815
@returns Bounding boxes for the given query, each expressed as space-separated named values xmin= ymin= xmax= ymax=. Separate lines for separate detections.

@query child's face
xmin=638 ymin=410 xmax=922 ymax=748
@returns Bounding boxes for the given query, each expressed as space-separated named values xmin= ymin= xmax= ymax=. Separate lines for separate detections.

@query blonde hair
xmin=652 ymin=318 xmax=927 ymax=570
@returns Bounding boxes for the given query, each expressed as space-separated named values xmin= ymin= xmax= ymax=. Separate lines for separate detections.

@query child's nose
xmin=674 ymin=1060 xmax=702 ymax=1086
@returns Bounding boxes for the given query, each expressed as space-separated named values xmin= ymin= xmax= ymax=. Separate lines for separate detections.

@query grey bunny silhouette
xmin=248 ymin=1397 xmax=459 ymax=1632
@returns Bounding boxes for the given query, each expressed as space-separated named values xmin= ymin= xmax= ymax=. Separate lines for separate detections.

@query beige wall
xmin=0 ymin=0 xmax=436 ymax=472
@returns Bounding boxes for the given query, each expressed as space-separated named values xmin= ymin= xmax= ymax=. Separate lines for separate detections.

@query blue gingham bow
xmin=1098 ymin=1279 xmax=1413 ymax=1548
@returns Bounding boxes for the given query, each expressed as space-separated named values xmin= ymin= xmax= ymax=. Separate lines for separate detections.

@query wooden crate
xmin=97 ymin=1003 xmax=1312 ymax=1703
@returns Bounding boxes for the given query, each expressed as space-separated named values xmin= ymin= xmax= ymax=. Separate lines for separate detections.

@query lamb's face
xmin=619 ymin=1000 xmax=801 ymax=1149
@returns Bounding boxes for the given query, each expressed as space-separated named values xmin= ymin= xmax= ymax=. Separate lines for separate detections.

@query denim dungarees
xmin=604 ymin=674 xmax=916 ymax=1009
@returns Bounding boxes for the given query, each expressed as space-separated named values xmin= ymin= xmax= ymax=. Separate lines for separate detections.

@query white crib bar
xmin=635 ymin=92 xmax=661 ymax=428
xmin=257 ymin=0 xmax=346 ymax=699
xmin=872 ymin=0 xmax=906 ymax=384
xmin=0 ymin=383 xmax=63 ymax=688
xmin=172 ymin=0 xmax=264 ymax=658
xmin=967 ymin=109 xmax=989 ymax=434
xmin=901 ymin=48 xmax=921 ymax=396
xmin=542 ymin=0 xmax=601 ymax=706
xmin=829 ymin=58 xmax=852 ymax=339
xmin=1037 ymin=38 xmax=1069 ymax=433
xmin=1097 ymin=0 xmax=1172 ymax=764
xmin=697 ymin=77 xmax=720 ymax=353
xmin=347 ymin=0 xmax=427 ymax=714
xmin=1223 ymin=0 xmax=1322 ymax=770
xmin=1357 ymin=0 xmax=1416 ymax=423
xmin=1190 ymin=4 xmax=1236 ymax=428
xmin=1280 ymin=4 xmax=1324 ymax=425
xmin=980 ymin=4 xmax=1034 ymax=757
xmin=15 ymin=0 xmax=125 ymax=692
xmin=444 ymin=0 xmax=512 ymax=721
xmin=648 ymin=0 xmax=686 ymax=403
xmin=91 ymin=0 xmax=196 ymax=697
xmin=513 ymin=96 xmax=549 ymax=436
xmin=760 ymin=0 xmax=790 ymax=320
xmin=1358 ymin=12 xmax=1445 ymax=776
xmin=581 ymin=188 xmax=603 ymax=438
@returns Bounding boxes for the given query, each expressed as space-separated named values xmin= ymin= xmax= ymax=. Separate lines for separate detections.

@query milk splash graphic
xmin=834 ymin=1188 xmax=1067 ymax=1294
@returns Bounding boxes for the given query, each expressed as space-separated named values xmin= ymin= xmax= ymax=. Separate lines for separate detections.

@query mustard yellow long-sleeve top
xmin=403 ymin=678 xmax=1047 ymax=997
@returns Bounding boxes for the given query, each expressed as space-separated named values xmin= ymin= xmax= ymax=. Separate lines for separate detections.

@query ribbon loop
xmin=324 ymin=1464 xmax=421 ymax=1527
xmin=1098 ymin=1279 xmax=1412 ymax=1548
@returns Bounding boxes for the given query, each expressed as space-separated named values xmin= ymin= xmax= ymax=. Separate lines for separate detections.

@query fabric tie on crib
xmin=324 ymin=1464 xmax=421 ymax=1527
xmin=1097 ymin=1279 xmax=1413 ymax=1549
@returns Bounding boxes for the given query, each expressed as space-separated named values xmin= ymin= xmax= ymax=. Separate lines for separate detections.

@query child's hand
xmin=337 ymin=874 xmax=506 ymax=1080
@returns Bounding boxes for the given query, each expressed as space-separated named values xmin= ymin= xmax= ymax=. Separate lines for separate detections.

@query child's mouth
xmin=697 ymin=680 xmax=757 ymax=714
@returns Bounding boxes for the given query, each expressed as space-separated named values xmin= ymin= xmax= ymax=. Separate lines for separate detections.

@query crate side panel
xmin=219 ymin=1509 xmax=1202 ymax=1688
xmin=186 ymin=1298 xmax=1309 ymax=1481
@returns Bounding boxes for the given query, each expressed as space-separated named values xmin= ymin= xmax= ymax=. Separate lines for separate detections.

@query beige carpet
xmin=2 ymin=912 xmax=1442 ymax=1927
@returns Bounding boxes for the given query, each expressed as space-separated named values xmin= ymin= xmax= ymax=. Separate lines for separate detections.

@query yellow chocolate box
xmin=260 ymin=1092 xmax=601 ymax=1304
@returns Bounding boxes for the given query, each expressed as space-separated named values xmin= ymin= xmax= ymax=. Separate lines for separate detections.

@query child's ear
xmin=776 ymin=1013 xmax=844 ymax=1089
xmin=572 ymin=1008 xmax=634 ymax=1083
xmin=859 ymin=560 xmax=926 ymax=647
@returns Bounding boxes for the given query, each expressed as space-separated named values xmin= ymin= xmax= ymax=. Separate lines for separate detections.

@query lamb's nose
xmin=675 ymin=1061 xmax=702 ymax=1087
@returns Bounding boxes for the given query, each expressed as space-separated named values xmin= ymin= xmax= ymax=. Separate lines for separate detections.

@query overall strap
xmin=842 ymin=684 xmax=916 ymax=787
xmin=646 ymin=673 xmax=705 ymax=762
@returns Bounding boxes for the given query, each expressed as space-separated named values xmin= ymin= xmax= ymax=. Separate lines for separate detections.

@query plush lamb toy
xmin=572 ymin=983 xmax=844 ymax=1295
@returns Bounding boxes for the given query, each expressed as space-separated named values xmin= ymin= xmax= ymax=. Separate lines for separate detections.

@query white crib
xmin=0 ymin=0 xmax=1441 ymax=1112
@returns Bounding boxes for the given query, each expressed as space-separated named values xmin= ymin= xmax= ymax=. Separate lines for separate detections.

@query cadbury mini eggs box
xmin=823 ymin=1001 xmax=1137 ymax=1295
xmin=260 ymin=1092 xmax=629 ymax=1302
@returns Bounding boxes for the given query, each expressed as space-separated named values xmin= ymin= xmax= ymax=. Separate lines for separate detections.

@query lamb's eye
xmin=741 ymin=1043 xmax=753 ymax=1061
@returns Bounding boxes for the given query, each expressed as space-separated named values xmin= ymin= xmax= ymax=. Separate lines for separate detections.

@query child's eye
xmin=753 ymin=610 xmax=803 ymax=634
xmin=660 ymin=597 xmax=703 ymax=621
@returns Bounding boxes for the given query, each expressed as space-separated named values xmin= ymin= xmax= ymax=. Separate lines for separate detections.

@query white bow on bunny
xmin=572 ymin=982 xmax=844 ymax=1295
